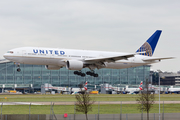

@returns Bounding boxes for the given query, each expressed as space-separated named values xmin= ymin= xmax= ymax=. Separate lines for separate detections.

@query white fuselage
xmin=125 ymin=88 xmax=141 ymax=94
xmin=168 ymin=88 xmax=180 ymax=93
xmin=3 ymin=47 xmax=159 ymax=70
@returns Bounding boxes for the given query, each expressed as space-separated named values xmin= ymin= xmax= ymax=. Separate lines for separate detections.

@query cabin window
xmin=7 ymin=51 xmax=13 ymax=53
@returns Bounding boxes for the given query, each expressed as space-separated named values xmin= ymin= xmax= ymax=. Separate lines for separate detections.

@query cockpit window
xmin=7 ymin=51 xmax=13 ymax=53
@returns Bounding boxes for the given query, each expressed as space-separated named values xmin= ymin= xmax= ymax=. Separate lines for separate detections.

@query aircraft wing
xmin=84 ymin=53 xmax=135 ymax=63
xmin=143 ymin=57 xmax=174 ymax=61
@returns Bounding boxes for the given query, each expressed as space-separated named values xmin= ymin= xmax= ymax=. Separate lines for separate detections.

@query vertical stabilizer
xmin=84 ymin=81 xmax=87 ymax=90
xmin=139 ymin=81 xmax=143 ymax=90
xmin=136 ymin=30 xmax=162 ymax=56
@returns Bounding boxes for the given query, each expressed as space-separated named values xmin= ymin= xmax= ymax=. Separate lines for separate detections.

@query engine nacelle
xmin=66 ymin=60 xmax=83 ymax=70
xmin=45 ymin=65 xmax=61 ymax=70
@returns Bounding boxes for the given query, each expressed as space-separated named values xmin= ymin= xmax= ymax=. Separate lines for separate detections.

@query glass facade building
xmin=0 ymin=61 xmax=150 ymax=89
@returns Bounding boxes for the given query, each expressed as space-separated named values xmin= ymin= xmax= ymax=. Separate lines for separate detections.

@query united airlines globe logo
xmin=137 ymin=42 xmax=152 ymax=56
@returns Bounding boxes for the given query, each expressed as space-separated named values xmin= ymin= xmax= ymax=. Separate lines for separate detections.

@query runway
xmin=1 ymin=101 xmax=180 ymax=105
xmin=0 ymin=102 xmax=42 ymax=105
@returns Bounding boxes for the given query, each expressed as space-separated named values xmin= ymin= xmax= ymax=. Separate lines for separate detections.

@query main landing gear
xmin=74 ymin=71 xmax=98 ymax=77
xmin=74 ymin=71 xmax=86 ymax=77
xmin=86 ymin=71 xmax=98 ymax=77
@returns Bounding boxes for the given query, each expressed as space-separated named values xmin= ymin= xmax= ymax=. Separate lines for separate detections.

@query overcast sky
xmin=0 ymin=0 xmax=179 ymax=72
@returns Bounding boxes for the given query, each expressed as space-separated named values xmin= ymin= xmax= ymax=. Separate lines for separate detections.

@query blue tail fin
xmin=136 ymin=30 xmax=162 ymax=56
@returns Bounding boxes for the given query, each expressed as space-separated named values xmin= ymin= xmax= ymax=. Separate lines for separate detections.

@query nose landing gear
xmin=15 ymin=63 xmax=21 ymax=72
xmin=17 ymin=68 xmax=21 ymax=72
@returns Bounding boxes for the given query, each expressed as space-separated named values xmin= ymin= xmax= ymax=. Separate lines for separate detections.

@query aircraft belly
xmin=18 ymin=57 xmax=64 ymax=66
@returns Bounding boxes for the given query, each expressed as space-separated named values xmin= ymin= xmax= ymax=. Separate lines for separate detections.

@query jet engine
xmin=45 ymin=65 xmax=61 ymax=70
xmin=66 ymin=60 xmax=83 ymax=70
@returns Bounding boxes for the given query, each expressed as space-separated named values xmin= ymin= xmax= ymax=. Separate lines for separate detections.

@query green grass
xmin=1 ymin=104 xmax=180 ymax=114
xmin=0 ymin=94 xmax=179 ymax=114
xmin=0 ymin=94 xmax=180 ymax=102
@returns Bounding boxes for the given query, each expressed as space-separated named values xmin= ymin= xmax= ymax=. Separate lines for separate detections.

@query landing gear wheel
xmin=86 ymin=71 xmax=98 ymax=77
xmin=81 ymin=73 xmax=86 ymax=77
xmin=94 ymin=74 xmax=98 ymax=77
xmin=74 ymin=71 xmax=86 ymax=77
xmin=17 ymin=68 xmax=21 ymax=72
xmin=86 ymin=71 xmax=91 ymax=75
xmin=74 ymin=71 xmax=78 ymax=75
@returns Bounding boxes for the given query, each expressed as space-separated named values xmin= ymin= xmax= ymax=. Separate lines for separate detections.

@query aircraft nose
xmin=3 ymin=53 xmax=13 ymax=60
xmin=3 ymin=53 xmax=9 ymax=59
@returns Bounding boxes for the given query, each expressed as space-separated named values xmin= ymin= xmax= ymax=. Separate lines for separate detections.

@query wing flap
xmin=143 ymin=57 xmax=174 ymax=61
xmin=84 ymin=53 xmax=135 ymax=63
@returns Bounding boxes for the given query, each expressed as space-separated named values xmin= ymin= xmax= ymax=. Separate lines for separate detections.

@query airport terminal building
xmin=0 ymin=59 xmax=150 ymax=92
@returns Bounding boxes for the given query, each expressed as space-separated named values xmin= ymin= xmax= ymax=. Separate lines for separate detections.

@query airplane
xmin=3 ymin=30 xmax=174 ymax=77
xmin=168 ymin=87 xmax=180 ymax=94
xmin=124 ymin=81 xmax=143 ymax=94
xmin=71 ymin=81 xmax=88 ymax=94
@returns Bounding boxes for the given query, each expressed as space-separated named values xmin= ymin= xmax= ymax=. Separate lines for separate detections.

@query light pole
xmin=159 ymin=73 xmax=160 ymax=120
xmin=157 ymin=70 xmax=162 ymax=120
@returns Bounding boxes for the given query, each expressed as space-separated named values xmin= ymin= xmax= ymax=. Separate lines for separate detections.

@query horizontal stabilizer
xmin=84 ymin=53 xmax=135 ymax=63
xmin=143 ymin=57 xmax=174 ymax=61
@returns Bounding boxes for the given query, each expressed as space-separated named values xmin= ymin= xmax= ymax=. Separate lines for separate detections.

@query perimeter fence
xmin=0 ymin=113 xmax=180 ymax=120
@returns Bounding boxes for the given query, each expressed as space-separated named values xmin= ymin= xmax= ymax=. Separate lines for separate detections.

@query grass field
xmin=0 ymin=94 xmax=180 ymax=114
xmin=0 ymin=94 xmax=180 ymax=102
xmin=1 ymin=104 xmax=180 ymax=114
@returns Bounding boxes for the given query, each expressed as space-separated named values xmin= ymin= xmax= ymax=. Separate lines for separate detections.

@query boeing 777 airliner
xmin=3 ymin=30 xmax=173 ymax=77
xmin=124 ymin=81 xmax=143 ymax=94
